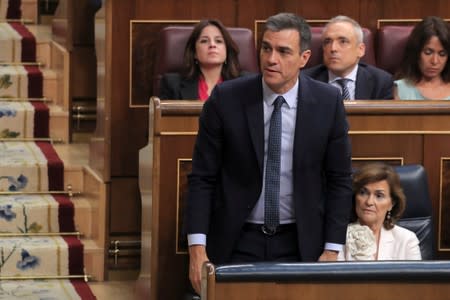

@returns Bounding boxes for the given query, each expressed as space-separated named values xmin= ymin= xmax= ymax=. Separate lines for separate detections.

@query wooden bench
xmin=202 ymin=261 xmax=450 ymax=300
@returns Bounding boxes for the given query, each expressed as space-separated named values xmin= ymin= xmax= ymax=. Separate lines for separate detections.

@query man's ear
xmin=357 ymin=43 xmax=366 ymax=59
xmin=299 ymin=49 xmax=311 ymax=68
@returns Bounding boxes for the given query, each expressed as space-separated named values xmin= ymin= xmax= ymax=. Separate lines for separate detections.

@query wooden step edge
xmin=82 ymin=239 xmax=106 ymax=281
xmin=53 ymin=142 xmax=89 ymax=168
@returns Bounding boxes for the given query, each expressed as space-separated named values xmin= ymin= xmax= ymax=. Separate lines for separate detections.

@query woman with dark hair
xmin=159 ymin=19 xmax=242 ymax=100
xmin=338 ymin=162 xmax=421 ymax=260
xmin=394 ymin=16 xmax=450 ymax=99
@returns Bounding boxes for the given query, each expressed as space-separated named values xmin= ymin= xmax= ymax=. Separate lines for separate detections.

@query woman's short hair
xmin=396 ymin=16 xmax=450 ymax=83
xmin=351 ymin=162 xmax=406 ymax=230
xmin=183 ymin=19 xmax=241 ymax=80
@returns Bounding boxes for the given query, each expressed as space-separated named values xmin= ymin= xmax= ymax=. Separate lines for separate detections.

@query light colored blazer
xmin=338 ymin=224 xmax=422 ymax=261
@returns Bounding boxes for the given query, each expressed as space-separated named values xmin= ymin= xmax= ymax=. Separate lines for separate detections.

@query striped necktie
xmin=336 ymin=78 xmax=351 ymax=100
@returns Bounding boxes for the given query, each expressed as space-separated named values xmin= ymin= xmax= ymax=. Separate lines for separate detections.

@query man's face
xmin=260 ymin=29 xmax=311 ymax=94
xmin=322 ymin=21 xmax=365 ymax=77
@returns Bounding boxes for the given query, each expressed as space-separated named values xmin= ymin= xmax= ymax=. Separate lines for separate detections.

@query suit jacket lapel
xmin=378 ymin=226 xmax=395 ymax=260
xmin=355 ymin=66 xmax=374 ymax=99
xmin=245 ymin=76 xmax=265 ymax=174
xmin=180 ymin=78 xmax=199 ymax=99
xmin=293 ymin=74 xmax=314 ymax=170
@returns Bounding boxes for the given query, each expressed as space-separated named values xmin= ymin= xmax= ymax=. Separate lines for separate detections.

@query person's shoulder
xmin=302 ymin=64 xmax=327 ymax=77
xmin=394 ymin=78 xmax=411 ymax=86
xmin=358 ymin=63 xmax=392 ymax=79
xmin=219 ymin=72 xmax=261 ymax=89
xmin=162 ymin=72 xmax=183 ymax=82
xmin=392 ymin=224 xmax=419 ymax=239
xmin=301 ymin=72 xmax=339 ymax=94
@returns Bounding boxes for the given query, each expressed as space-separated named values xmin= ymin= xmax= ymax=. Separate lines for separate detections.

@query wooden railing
xmin=202 ymin=261 xmax=450 ymax=300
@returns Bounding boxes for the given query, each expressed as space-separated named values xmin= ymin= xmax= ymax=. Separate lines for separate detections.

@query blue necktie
xmin=264 ymin=96 xmax=284 ymax=232
xmin=336 ymin=78 xmax=351 ymax=100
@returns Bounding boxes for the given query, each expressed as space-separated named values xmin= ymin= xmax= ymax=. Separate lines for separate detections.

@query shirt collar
xmin=262 ymin=78 xmax=299 ymax=108
xmin=328 ymin=64 xmax=359 ymax=83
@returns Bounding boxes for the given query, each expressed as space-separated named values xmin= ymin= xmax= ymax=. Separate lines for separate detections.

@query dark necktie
xmin=264 ymin=95 xmax=284 ymax=233
xmin=336 ymin=78 xmax=351 ymax=100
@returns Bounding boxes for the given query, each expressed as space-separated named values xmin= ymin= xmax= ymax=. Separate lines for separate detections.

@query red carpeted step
xmin=66 ymin=236 xmax=85 ymax=275
xmin=71 ymin=280 xmax=98 ymax=300
xmin=55 ymin=194 xmax=76 ymax=232
xmin=6 ymin=0 xmax=21 ymax=20
xmin=8 ymin=21 xmax=36 ymax=62
xmin=25 ymin=65 xmax=44 ymax=97
xmin=36 ymin=141 xmax=64 ymax=191
xmin=31 ymin=100 xmax=50 ymax=138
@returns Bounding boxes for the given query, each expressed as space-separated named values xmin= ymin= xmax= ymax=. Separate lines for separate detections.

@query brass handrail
xmin=0 ymin=190 xmax=81 ymax=196
xmin=0 ymin=232 xmax=82 ymax=238
xmin=0 ymin=274 xmax=92 ymax=282
xmin=1 ymin=18 xmax=34 ymax=24
xmin=0 ymin=97 xmax=51 ymax=102
xmin=0 ymin=62 xmax=43 ymax=66
xmin=0 ymin=138 xmax=64 ymax=143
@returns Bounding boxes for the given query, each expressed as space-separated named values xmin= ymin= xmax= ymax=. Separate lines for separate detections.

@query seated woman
xmin=338 ymin=162 xmax=421 ymax=260
xmin=394 ymin=16 xmax=450 ymax=99
xmin=159 ymin=19 xmax=241 ymax=100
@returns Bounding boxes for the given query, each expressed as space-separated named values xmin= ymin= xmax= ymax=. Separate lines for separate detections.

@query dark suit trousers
xmin=230 ymin=223 xmax=300 ymax=262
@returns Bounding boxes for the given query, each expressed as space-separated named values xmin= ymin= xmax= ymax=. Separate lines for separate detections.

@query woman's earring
xmin=386 ymin=210 xmax=392 ymax=220
xmin=195 ymin=59 xmax=199 ymax=65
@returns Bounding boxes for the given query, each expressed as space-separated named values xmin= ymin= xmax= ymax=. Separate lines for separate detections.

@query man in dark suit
xmin=303 ymin=15 xmax=393 ymax=100
xmin=185 ymin=13 xmax=353 ymax=295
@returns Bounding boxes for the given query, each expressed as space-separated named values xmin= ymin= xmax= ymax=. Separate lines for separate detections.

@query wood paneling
xmin=379 ymin=0 xmax=449 ymax=20
xmin=90 ymin=3 xmax=108 ymax=179
xmin=134 ymin=0 xmax=236 ymax=24
xmin=236 ymin=0 xmax=279 ymax=30
xmin=107 ymin=0 xmax=149 ymax=177
xmin=424 ymin=135 xmax=450 ymax=257
xmin=52 ymin=0 xmax=97 ymax=101
xmin=52 ymin=0 xmax=97 ymax=49
xmin=281 ymin=0 xmax=361 ymax=20
xmin=350 ymin=134 xmax=423 ymax=164
xmin=110 ymin=178 xmax=141 ymax=233
xmin=71 ymin=48 xmax=97 ymax=98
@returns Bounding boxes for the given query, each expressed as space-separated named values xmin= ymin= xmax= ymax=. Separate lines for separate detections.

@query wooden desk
xmin=202 ymin=261 xmax=450 ymax=300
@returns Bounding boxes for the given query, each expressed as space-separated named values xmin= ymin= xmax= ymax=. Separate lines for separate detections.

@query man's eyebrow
xmin=276 ymin=45 xmax=293 ymax=52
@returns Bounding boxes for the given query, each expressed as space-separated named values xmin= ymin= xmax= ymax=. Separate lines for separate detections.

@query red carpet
xmin=36 ymin=141 xmax=64 ymax=190
xmin=54 ymin=194 xmax=76 ymax=232
xmin=71 ymin=280 xmax=98 ymax=300
xmin=9 ymin=21 xmax=36 ymax=62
